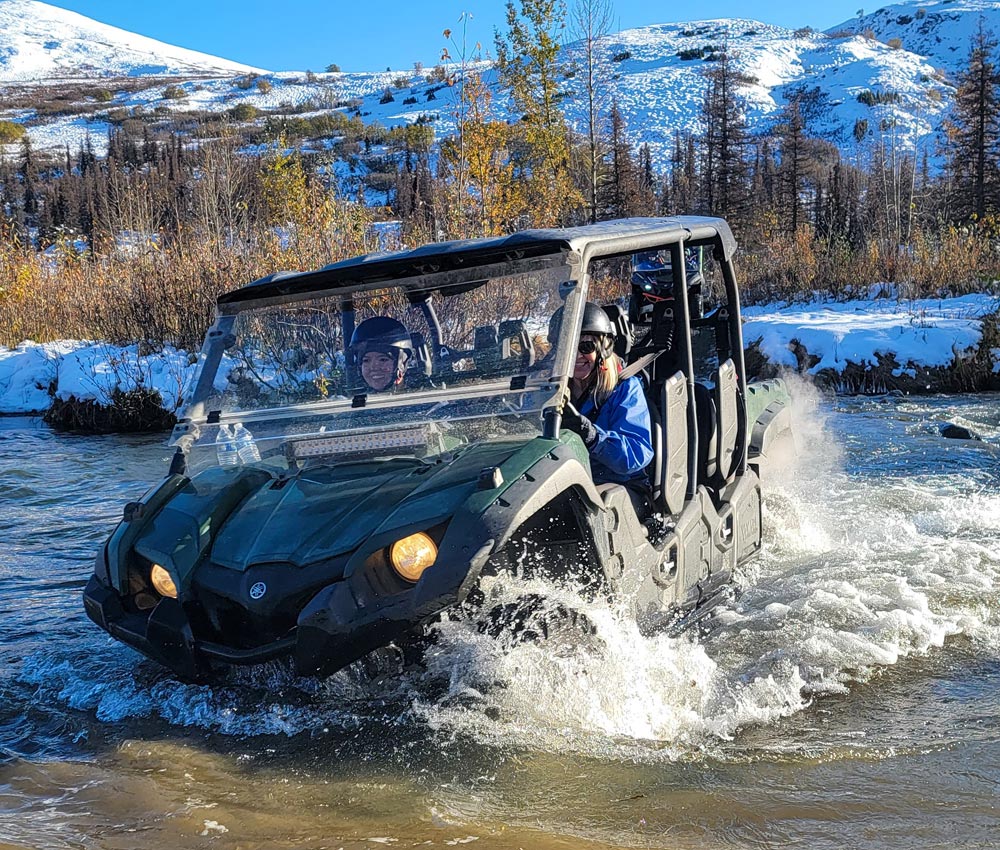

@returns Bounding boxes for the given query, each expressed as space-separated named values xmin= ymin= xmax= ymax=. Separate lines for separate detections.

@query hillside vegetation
xmin=1 ymin=0 xmax=1000 ymax=352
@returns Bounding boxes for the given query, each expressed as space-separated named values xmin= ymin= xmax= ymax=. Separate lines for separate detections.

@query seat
xmin=409 ymin=331 xmax=433 ymax=378
xmin=601 ymin=304 xmax=633 ymax=359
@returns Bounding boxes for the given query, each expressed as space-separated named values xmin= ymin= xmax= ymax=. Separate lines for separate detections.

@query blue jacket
xmin=578 ymin=376 xmax=654 ymax=485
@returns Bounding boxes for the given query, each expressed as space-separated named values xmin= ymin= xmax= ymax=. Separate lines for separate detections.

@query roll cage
xmin=173 ymin=216 xmax=749 ymax=517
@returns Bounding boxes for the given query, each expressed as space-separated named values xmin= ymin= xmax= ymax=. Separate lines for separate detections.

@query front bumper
xmin=82 ymin=541 xmax=490 ymax=680
xmin=84 ymin=576 xmax=296 ymax=681
xmin=83 ymin=520 xmax=498 ymax=681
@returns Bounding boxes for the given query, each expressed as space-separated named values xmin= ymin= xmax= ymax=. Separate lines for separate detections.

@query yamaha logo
xmin=249 ymin=581 xmax=267 ymax=600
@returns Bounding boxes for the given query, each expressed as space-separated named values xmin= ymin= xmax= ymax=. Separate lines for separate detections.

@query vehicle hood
xmin=208 ymin=438 xmax=530 ymax=572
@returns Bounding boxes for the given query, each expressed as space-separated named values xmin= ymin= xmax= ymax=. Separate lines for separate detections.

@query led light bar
xmin=291 ymin=426 xmax=427 ymax=460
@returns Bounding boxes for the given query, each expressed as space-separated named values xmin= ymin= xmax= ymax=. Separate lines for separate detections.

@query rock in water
xmin=940 ymin=423 xmax=982 ymax=441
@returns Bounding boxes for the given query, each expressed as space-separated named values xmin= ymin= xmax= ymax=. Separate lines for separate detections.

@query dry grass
xmin=3 ymin=200 xmax=1000 ymax=352
xmin=738 ymin=220 xmax=1000 ymax=304
xmin=0 ymin=194 xmax=378 ymax=350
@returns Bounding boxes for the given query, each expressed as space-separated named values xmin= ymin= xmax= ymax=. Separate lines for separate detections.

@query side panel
xmin=715 ymin=358 xmax=739 ymax=482
xmin=662 ymin=371 xmax=689 ymax=515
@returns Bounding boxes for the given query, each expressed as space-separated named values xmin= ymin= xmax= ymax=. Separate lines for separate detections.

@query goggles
xmin=577 ymin=339 xmax=600 ymax=356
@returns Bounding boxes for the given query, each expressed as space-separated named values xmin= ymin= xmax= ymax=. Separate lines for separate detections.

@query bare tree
xmin=568 ymin=0 xmax=614 ymax=223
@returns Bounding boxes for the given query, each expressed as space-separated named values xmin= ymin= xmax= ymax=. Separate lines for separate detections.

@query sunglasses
xmin=577 ymin=339 xmax=600 ymax=355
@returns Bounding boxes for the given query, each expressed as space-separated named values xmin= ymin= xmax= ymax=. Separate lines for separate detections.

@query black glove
xmin=562 ymin=398 xmax=598 ymax=447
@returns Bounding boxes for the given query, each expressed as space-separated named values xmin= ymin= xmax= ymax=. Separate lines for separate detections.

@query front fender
xmin=294 ymin=438 xmax=603 ymax=677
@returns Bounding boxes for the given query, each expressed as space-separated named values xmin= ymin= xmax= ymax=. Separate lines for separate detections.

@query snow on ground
xmin=1 ymin=294 xmax=997 ymax=416
xmin=0 ymin=0 xmax=262 ymax=81
xmin=743 ymin=293 xmax=1000 ymax=375
xmin=0 ymin=3 xmax=965 ymax=168
xmin=0 ymin=340 xmax=191 ymax=414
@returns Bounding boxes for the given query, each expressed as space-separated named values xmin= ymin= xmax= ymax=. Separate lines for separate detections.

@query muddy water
xmin=1 ymin=394 xmax=999 ymax=849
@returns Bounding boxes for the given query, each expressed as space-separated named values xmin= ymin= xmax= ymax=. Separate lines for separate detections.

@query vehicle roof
xmin=218 ymin=215 xmax=735 ymax=307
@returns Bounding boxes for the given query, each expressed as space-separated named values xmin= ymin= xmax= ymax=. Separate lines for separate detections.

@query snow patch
xmin=743 ymin=293 xmax=1000 ymax=374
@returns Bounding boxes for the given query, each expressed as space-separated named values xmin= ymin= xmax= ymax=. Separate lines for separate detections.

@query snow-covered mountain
xmin=828 ymin=0 xmax=1000 ymax=75
xmin=558 ymin=17 xmax=950 ymax=161
xmin=3 ymin=0 xmax=1000 ymax=168
xmin=0 ymin=0 xmax=262 ymax=80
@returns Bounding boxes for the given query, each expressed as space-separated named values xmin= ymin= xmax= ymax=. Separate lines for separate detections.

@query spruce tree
xmin=775 ymin=98 xmax=806 ymax=233
xmin=699 ymin=49 xmax=754 ymax=226
xmin=946 ymin=18 xmax=1000 ymax=220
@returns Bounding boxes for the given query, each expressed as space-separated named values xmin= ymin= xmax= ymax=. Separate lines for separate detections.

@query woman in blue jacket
xmin=560 ymin=303 xmax=654 ymax=501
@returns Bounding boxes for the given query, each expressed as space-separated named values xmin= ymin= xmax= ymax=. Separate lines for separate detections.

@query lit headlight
xmin=150 ymin=563 xmax=178 ymax=598
xmin=389 ymin=532 xmax=438 ymax=582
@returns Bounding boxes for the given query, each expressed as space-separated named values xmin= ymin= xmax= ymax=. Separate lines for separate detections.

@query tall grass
xmin=3 ymin=202 xmax=999 ymax=351
xmin=738 ymin=220 xmax=1000 ymax=304
xmin=0 ymin=187 xmax=377 ymax=351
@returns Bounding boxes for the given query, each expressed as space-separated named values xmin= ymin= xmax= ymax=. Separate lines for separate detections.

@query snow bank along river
xmin=2 ymin=293 xmax=999 ymax=416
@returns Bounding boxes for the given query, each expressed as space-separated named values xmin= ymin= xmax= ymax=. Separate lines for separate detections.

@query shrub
xmin=162 ymin=85 xmax=186 ymax=100
xmin=887 ymin=37 xmax=903 ymax=49
xmin=0 ymin=120 xmax=26 ymax=142
xmin=228 ymin=103 xmax=260 ymax=121
xmin=896 ymin=14 xmax=912 ymax=24
xmin=379 ymin=87 xmax=394 ymax=104
xmin=44 ymin=388 xmax=175 ymax=433
xmin=402 ymin=96 xmax=417 ymax=105
xmin=392 ymin=75 xmax=410 ymax=89
xmin=915 ymin=8 xmax=927 ymax=19
xmin=793 ymin=26 xmax=813 ymax=37
xmin=612 ymin=50 xmax=631 ymax=62
xmin=93 ymin=89 xmax=114 ymax=103
xmin=856 ymin=88 xmax=900 ymax=106
xmin=256 ymin=78 xmax=272 ymax=94
xmin=325 ymin=63 xmax=341 ymax=73
xmin=235 ymin=74 xmax=258 ymax=90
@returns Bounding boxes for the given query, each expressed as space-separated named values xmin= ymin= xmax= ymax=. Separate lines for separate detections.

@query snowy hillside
xmin=0 ymin=0 xmax=262 ymax=80
xmin=828 ymin=0 xmax=1000 ymax=75
xmin=1 ymin=0 xmax=999 ymax=168
xmin=557 ymin=18 xmax=950 ymax=162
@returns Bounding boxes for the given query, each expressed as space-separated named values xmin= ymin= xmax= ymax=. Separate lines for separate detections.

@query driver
xmin=349 ymin=316 xmax=413 ymax=392
xmin=560 ymin=302 xmax=653 ymax=498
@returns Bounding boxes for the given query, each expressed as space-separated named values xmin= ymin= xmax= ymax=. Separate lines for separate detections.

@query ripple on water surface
xmin=3 ymin=398 xmax=998 ymax=771
xmin=3 ymin=403 xmax=1000 ymax=848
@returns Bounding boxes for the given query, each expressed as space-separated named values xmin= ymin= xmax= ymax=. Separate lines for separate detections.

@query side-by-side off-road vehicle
xmin=84 ymin=217 xmax=793 ymax=681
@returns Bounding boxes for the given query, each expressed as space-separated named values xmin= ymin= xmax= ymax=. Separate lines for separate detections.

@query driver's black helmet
xmin=349 ymin=316 xmax=413 ymax=361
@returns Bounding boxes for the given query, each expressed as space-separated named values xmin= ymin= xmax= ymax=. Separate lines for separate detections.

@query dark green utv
xmin=83 ymin=217 xmax=793 ymax=681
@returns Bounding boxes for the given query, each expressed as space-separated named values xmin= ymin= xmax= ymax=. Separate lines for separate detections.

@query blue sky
xmin=49 ymin=0 xmax=874 ymax=72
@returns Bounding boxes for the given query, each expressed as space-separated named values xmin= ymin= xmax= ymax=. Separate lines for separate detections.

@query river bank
xmin=1 ymin=293 xmax=998 ymax=429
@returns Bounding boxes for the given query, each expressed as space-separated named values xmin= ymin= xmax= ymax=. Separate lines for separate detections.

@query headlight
xmin=150 ymin=563 xmax=178 ymax=598
xmin=389 ymin=532 xmax=438 ymax=582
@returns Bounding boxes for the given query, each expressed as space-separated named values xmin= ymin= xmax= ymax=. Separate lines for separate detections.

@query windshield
xmin=175 ymin=262 xmax=581 ymax=466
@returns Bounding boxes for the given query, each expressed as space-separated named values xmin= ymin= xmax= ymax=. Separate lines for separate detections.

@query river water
xmin=1 ymin=391 xmax=999 ymax=849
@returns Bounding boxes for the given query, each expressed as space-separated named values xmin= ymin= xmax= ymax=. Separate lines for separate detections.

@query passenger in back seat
xmin=560 ymin=303 xmax=654 ymax=508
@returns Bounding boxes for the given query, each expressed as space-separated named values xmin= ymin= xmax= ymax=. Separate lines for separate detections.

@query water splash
xmin=12 ymin=395 xmax=1000 ymax=762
